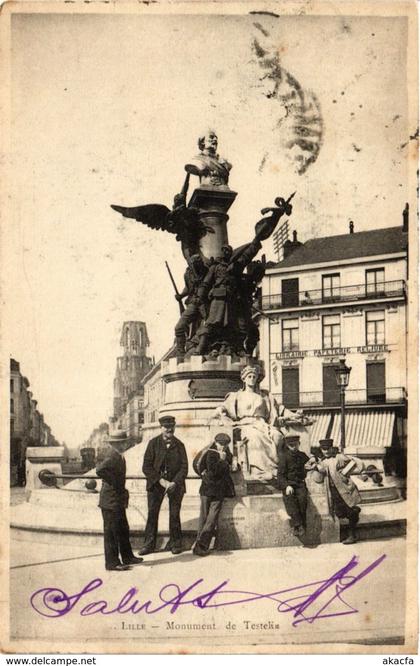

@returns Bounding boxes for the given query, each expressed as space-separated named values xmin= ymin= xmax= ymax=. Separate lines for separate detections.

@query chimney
xmin=349 ymin=220 xmax=354 ymax=234
xmin=283 ymin=230 xmax=303 ymax=259
xmin=402 ymin=203 xmax=409 ymax=232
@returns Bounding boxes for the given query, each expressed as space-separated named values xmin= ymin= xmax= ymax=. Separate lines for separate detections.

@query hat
xmin=284 ymin=435 xmax=300 ymax=445
xmin=159 ymin=415 xmax=176 ymax=427
xmin=106 ymin=430 xmax=128 ymax=443
xmin=319 ymin=438 xmax=334 ymax=449
xmin=214 ymin=433 xmax=231 ymax=446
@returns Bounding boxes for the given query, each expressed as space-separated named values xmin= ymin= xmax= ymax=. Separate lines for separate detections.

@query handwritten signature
xmin=30 ymin=554 xmax=386 ymax=627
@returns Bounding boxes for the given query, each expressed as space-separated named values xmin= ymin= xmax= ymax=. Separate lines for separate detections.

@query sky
xmin=3 ymin=9 xmax=413 ymax=449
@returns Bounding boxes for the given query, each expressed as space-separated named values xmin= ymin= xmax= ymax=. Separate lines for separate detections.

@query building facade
xmin=80 ymin=422 xmax=110 ymax=465
xmin=142 ymin=347 xmax=173 ymax=426
xmin=259 ymin=219 xmax=408 ymax=476
xmin=118 ymin=395 xmax=145 ymax=441
xmin=10 ymin=358 xmax=61 ymax=485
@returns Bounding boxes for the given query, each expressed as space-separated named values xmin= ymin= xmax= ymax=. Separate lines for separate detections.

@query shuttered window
xmin=282 ymin=367 xmax=300 ymax=409
xmin=322 ymin=365 xmax=341 ymax=406
xmin=281 ymin=278 xmax=299 ymax=307
xmin=367 ymin=362 xmax=386 ymax=404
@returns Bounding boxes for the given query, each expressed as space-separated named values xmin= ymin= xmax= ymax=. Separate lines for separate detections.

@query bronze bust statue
xmin=185 ymin=130 xmax=232 ymax=188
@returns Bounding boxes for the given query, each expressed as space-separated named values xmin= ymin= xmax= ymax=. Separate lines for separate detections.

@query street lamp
xmin=334 ymin=358 xmax=352 ymax=452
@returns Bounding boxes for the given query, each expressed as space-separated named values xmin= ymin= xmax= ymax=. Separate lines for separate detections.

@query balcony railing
xmin=262 ymin=280 xmax=406 ymax=310
xmin=275 ymin=387 xmax=406 ymax=409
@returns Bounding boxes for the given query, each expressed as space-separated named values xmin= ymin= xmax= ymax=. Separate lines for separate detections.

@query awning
xmin=330 ymin=410 xmax=395 ymax=451
xmin=305 ymin=412 xmax=335 ymax=447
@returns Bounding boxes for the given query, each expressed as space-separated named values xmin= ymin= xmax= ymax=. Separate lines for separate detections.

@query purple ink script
xmin=30 ymin=554 xmax=386 ymax=627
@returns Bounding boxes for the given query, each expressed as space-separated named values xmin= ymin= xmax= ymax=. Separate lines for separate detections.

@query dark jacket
xmin=142 ymin=435 xmax=188 ymax=492
xmin=96 ymin=449 xmax=129 ymax=510
xmin=277 ymin=448 xmax=309 ymax=493
xmin=199 ymin=445 xmax=235 ymax=499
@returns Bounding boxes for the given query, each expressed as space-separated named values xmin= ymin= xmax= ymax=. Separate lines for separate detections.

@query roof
xmin=275 ymin=226 xmax=408 ymax=269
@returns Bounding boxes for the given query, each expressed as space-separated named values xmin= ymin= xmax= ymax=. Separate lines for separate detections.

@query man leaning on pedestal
xmin=192 ymin=432 xmax=235 ymax=557
xmin=277 ymin=435 xmax=313 ymax=537
xmin=311 ymin=438 xmax=364 ymax=545
xmin=139 ymin=415 xmax=188 ymax=556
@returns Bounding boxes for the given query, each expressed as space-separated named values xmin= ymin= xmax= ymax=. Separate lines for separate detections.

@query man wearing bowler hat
xmin=277 ymin=435 xmax=312 ymax=537
xmin=312 ymin=438 xmax=364 ymax=545
xmin=139 ymin=415 xmax=188 ymax=555
xmin=96 ymin=430 xmax=144 ymax=571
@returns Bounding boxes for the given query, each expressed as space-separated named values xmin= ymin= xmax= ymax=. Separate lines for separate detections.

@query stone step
xmin=11 ymin=489 xmax=406 ymax=548
xmin=359 ymin=485 xmax=402 ymax=504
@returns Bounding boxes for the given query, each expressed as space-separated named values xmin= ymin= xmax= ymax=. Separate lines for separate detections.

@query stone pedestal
xmin=26 ymin=446 xmax=65 ymax=491
xmin=188 ymin=186 xmax=237 ymax=260
xmin=216 ymin=475 xmax=340 ymax=550
xmin=141 ymin=355 xmax=247 ymax=463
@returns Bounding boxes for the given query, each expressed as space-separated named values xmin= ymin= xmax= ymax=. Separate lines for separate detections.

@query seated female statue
xmin=214 ymin=364 xmax=311 ymax=480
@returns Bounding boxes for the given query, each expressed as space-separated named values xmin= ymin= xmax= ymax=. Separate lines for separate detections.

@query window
xmin=367 ymin=361 xmax=386 ymax=404
xmin=282 ymin=318 xmax=299 ymax=351
xmin=10 ymin=398 xmax=14 ymax=414
xmin=323 ymin=365 xmax=341 ymax=406
xmin=281 ymin=278 xmax=299 ymax=307
xmin=282 ymin=367 xmax=300 ymax=409
xmin=366 ymin=268 xmax=385 ymax=296
xmin=322 ymin=273 xmax=340 ymax=302
xmin=322 ymin=314 xmax=340 ymax=349
xmin=366 ymin=310 xmax=385 ymax=345
xmin=10 ymin=420 xmax=14 ymax=435
xmin=10 ymin=379 xmax=14 ymax=394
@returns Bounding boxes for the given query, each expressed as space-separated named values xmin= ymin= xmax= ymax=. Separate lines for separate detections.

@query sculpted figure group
xmin=174 ymin=245 xmax=269 ymax=359
xmin=112 ymin=130 xmax=294 ymax=359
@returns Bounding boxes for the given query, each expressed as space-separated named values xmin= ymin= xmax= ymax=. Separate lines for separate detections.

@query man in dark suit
xmin=139 ymin=415 xmax=188 ymax=555
xmin=277 ymin=435 xmax=311 ymax=537
xmin=193 ymin=432 xmax=235 ymax=557
xmin=96 ymin=430 xmax=144 ymax=571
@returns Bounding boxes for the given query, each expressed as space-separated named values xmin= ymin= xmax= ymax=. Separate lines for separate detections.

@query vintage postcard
xmin=1 ymin=0 xmax=418 ymax=655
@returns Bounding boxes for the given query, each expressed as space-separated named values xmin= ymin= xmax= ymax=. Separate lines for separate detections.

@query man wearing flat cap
xmin=96 ymin=430 xmax=144 ymax=571
xmin=277 ymin=435 xmax=313 ymax=537
xmin=140 ymin=415 xmax=188 ymax=555
xmin=193 ymin=432 xmax=235 ymax=557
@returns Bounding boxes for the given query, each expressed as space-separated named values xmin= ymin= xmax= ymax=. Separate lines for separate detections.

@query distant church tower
xmin=113 ymin=322 xmax=153 ymax=418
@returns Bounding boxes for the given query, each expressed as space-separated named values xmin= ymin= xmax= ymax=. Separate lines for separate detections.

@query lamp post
xmin=334 ymin=358 xmax=352 ymax=452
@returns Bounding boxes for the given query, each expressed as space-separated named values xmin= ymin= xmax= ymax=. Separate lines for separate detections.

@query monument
xmin=109 ymin=130 xmax=337 ymax=549
xmin=12 ymin=132 xmax=398 ymax=551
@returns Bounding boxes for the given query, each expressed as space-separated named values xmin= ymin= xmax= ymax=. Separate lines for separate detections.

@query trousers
xmin=330 ymin=483 xmax=361 ymax=527
xmin=101 ymin=508 xmax=134 ymax=569
xmin=143 ymin=484 xmax=184 ymax=549
xmin=196 ymin=496 xmax=224 ymax=550
xmin=282 ymin=482 xmax=308 ymax=528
